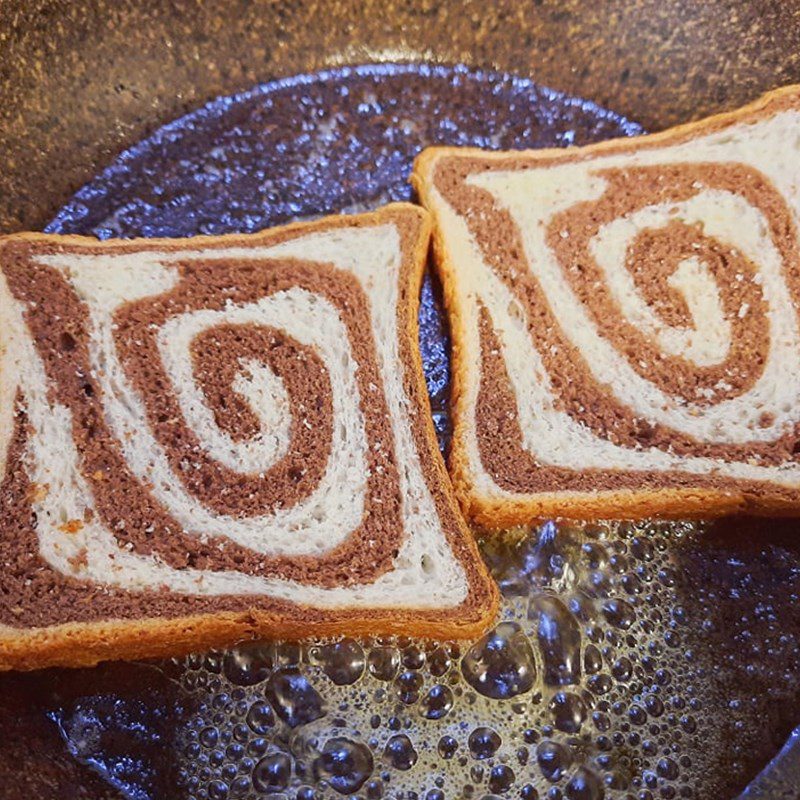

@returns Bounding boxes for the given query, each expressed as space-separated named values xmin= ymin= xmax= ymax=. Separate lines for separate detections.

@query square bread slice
xmin=0 ymin=203 xmax=498 ymax=671
xmin=412 ymin=85 xmax=800 ymax=527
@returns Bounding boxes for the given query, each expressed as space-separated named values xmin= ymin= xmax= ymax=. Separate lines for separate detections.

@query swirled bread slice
xmin=0 ymin=204 xmax=498 ymax=671
xmin=412 ymin=85 xmax=800 ymax=527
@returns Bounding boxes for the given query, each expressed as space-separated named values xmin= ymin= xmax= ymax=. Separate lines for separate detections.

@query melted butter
xmin=167 ymin=519 xmax=800 ymax=799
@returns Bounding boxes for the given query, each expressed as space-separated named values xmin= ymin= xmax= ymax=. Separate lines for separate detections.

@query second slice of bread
xmin=413 ymin=86 xmax=800 ymax=527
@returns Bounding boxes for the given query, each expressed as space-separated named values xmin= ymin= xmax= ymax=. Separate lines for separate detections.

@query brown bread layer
xmin=475 ymin=309 xmax=798 ymax=501
xmin=186 ymin=323 xmax=334 ymax=511
xmin=547 ymin=165 xmax=771 ymax=407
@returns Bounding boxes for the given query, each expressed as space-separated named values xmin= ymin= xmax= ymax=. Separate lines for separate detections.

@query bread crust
xmin=411 ymin=85 xmax=800 ymax=528
xmin=0 ymin=203 xmax=499 ymax=671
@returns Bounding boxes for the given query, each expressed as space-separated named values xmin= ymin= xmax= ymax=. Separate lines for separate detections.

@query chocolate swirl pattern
xmin=0 ymin=205 xmax=497 ymax=669
xmin=414 ymin=86 xmax=800 ymax=524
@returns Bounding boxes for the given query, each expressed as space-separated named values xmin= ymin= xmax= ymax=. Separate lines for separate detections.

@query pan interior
xmin=28 ymin=62 xmax=800 ymax=799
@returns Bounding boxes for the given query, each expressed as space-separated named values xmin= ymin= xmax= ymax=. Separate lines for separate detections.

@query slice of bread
xmin=0 ymin=203 xmax=498 ymax=671
xmin=412 ymin=85 xmax=800 ymax=527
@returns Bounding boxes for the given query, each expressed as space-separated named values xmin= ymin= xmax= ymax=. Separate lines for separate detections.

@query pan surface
xmin=3 ymin=2 xmax=800 ymax=798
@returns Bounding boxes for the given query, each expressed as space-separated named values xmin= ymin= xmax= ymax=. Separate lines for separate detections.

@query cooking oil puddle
xmin=143 ymin=518 xmax=800 ymax=800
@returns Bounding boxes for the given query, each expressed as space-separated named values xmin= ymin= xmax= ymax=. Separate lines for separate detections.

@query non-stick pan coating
xmin=2 ymin=0 xmax=800 ymax=235
xmin=3 ymin=2 xmax=800 ymax=798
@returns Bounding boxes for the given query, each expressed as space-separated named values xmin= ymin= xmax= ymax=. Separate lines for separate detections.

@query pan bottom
xmin=28 ymin=62 xmax=800 ymax=800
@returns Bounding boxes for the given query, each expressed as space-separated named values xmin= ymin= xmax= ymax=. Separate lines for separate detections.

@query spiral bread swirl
xmin=413 ymin=85 xmax=800 ymax=526
xmin=0 ymin=204 xmax=498 ymax=670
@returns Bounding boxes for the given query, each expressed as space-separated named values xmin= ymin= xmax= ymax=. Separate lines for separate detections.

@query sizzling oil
xmin=18 ymin=62 xmax=800 ymax=799
xmin=160 ymin=519 xmax=800 ymax=800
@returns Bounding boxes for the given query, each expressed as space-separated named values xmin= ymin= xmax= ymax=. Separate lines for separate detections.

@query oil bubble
xmin=429 ymin=647 xmax=453 ymax=677
xmin=200 ymin=726 xmax=219 ymax=748
xmin=246 ymin=701 xmax=275 ymax=735
xmin=384 ymin=734 xmax=418 ymax=771
xmin=314 ymin=737 xmax=374 ymax=794
xmin=420 ymin=684 xmax=454 ymax=720
xmin=583 ymin=644 xmax=602 ymax=675
xmin=602 ymin=599 xmax=636 ymax=631
xmin=313 ymin=639 xmax=365 ymax=686
xmin=252 ymin=752 xmax=292 ymax=792
xmin=611 ymin=657 xmax=633 ymax=681
xmin=438 ymin=735 xmax=458 ymax=759
xmin=468 ymin=727 xmax=501 ymax=760
xmin=402 ymin=645 xmax=426 ymax=670
xmin=657 ymin=757 xmax=679 ymax=780
xmin=461 ymin=622 xmax=536 ymax=699
xmin=536 ymin=741 xmax=572 ymax=782
xmin=529 ymin=594 xmax=582 ymax=687
xmin=549 ymin=692 xmax=587 ymax=733
xmin=265 ymin=669 xmax=325 ymax=728
xmin=222 ymin=645 xmax=272 ymax=686
xmin=489 ymin=764 xmax=515 ymax=793
xmin=395 ymin=670 xmax=424 ymax=704
xmin=564 ymin=767 xmax=604 ymax=800
xmin=368 ymin=646 xmax=400 ymax=681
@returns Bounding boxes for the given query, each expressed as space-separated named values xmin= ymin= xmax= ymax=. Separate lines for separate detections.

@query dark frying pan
xmin=4 ymin=0 xmax=800 ymax=235
xmin=2 ymin=2 xmax=800 ymax=798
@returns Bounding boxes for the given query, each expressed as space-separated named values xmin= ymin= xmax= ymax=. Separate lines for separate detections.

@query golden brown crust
xmin=0 ymin=203 xmax=499 ymax=671
xmin=0 ymin=601 xmax=499 ymax=672
xmin=411 ymin=85 xmax=800 ymax=528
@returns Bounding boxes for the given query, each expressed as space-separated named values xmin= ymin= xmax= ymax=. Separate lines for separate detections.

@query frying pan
xmin=2 ymin=1 xmax=800 ymax=798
